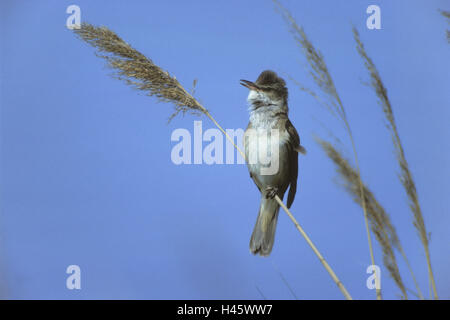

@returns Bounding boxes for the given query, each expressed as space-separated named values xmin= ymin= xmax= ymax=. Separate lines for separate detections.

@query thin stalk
xmin=73 ymin=22 xmax=353 ymax=300
xmin=399 ymin=248 xmax=424 ymax=299
xmin=353 ymin=27 xmax=437 ymax=299
xmin=273 ymin=0 xmax=379 ymax=299
xmin=276 ymin=197 xmax=353 ymax=300
xmin=317 ymin=138 xmax=411 ymax=299
xmin=208 ymin=109 xmax=353 ymax=300
xmin=346 ymin=125 xmax=380 ymax=299
xmin=271 ymin=261 xmax=298 ymax=300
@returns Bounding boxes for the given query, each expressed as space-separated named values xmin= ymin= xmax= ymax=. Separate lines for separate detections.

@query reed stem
xmin=272 ymin=0 xmax=379 ymax=299
xmin=73 ymin=22 xmax=353 ymax=300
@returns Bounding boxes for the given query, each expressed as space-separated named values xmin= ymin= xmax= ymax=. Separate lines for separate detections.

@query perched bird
xmin=241 ymin=70 xmax=306 ymax=256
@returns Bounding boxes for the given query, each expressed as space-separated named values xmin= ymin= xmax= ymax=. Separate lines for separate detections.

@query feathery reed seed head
xmin=317 ymin=137 xmax=408 ymax=298
xmin=353 ymin=27 xmax=437 ymax=298
xmin=73 ymin=23 xmax=205 ymax=121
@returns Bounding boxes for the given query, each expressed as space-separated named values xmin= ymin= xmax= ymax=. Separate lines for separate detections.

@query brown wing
xmin=286 ymin=119 xmax=306 ymax=155
xmin=286 ymin=119 xmax=301 ymax=208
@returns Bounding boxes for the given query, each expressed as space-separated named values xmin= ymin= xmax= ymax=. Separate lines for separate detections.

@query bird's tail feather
xmin=250 ymin=197 xmax=280 ymax=256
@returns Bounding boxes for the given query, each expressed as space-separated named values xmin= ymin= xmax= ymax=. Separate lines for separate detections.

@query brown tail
xmin=249 ymin=197 xmax=280 ymax=256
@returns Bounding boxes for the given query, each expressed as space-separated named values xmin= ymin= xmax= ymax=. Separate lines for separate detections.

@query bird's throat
xmin=248 ymin=91 xmax=287 ymax=129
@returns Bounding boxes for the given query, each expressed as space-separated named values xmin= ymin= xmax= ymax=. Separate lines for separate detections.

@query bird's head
xmin=240 ymin=70 xmax=288 ymax=109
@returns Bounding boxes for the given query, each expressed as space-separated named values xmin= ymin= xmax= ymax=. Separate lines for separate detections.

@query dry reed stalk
xmin=73 ymin=22 xmax=352 ymax=300
xmin=273 ymin=0 xmax=380 ymax=299
xmin=353 ymin=28 xmax=437 ymax=299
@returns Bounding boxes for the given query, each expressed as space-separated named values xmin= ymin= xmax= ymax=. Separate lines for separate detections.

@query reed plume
xmin=317 ymin=138 xmax=417 ymax=299
xmin=440 ymin=10 xmax=450 ymax=42
xmin=442 ymin=10 xmax=450 ymax=19
xmin=73 ymin=23 xmax=204 ymax=121
xmin=353 ymin=27 xmax=438 ymax=299
xmin=73 ymin=22 xmax=352 ymax=300
xmin=273 ymin=0 xmax=380 ymax=299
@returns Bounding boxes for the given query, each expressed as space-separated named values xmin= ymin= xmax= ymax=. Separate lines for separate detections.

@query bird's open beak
xmin=240 ymin=79 xmax=260 ymax=91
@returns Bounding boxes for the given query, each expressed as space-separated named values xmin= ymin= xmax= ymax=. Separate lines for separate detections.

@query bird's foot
xmin=265 ymin=186 xmax=279 ymax=199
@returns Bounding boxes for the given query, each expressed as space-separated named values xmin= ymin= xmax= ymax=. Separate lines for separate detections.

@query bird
xmin=240 ymin=70 xmax=306 ymax=256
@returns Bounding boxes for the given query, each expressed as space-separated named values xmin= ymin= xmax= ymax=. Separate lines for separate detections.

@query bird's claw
xmin=265 ymin=186 xmax=278 ymax=199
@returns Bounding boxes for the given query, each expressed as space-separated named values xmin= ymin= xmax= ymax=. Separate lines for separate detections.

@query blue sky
xmin=1 ymin=0 xmax=449 ymax=299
